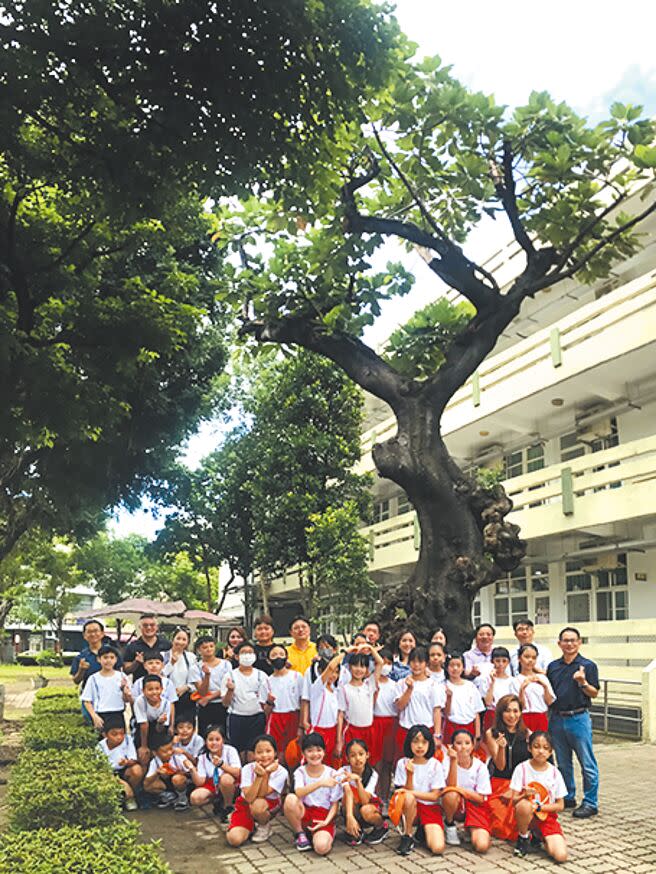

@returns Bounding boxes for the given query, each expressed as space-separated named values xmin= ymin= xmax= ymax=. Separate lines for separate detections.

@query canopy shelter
xmin=74 ymin=597 xmax=230 ymax=636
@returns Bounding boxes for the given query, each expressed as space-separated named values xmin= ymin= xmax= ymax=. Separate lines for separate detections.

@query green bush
xmin=8 ymin=748 xmax=123 ymax=831
xmin=35 ymin=649 xmax=64 ymax=667
xmin=0 ymin=821 xmax=172 ymax=874
xmin=34 ymin=685 xmax=79 ymax=700
xmin=32 ymin=697 xmax=80 ymax=716
xmin=23 ymin=713 xmax=96 ymax=751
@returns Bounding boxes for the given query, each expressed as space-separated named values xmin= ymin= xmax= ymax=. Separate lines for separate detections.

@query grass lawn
xmin=0 ymin=664 xmax=70 ymax=684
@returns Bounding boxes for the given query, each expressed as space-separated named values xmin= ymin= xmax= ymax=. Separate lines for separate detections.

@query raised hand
xmin=406 ymin=760 xmax=415 ymax=773
xmin=405 ymin=676 xmax=414 ymax=690
xmin=446 ymin=744 xmax=457 ymax=760
xmin=573 ymin=666 xmax=586 ymax=685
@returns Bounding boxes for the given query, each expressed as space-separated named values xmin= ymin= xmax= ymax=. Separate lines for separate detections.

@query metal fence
xmin=590 ymin=677 xmax=642 ymax=740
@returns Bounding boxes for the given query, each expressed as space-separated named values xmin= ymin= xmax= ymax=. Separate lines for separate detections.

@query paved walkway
xmin=138 ymin=742 xmax=656 ymax=873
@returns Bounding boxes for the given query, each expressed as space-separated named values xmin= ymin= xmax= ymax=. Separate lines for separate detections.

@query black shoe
xmin=530 ymin=832 xmax=542 ymax=851
xmin=572 ymin=803 xmax=598 ymax=819
xmin=212 ymin=798 xmax=224 ymax=817
xmin=564 ymin=797 xmax=577 ymax=809
xmin=219 ymin=804 xmax=234 ymax=823
xmin=397 ymin=834 xmax=415 ymax=856
xmin=414 ymin=823 xmax=425 ymax=845
xmin=364 ymin=823 xmax=389 ymax=845
xmin=514 ymin=835 xmax=531 ymax=857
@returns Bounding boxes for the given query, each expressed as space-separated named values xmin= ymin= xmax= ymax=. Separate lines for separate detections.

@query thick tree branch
xmin=492 ymin=141 xmax=536 ymax=259
xmin=33 ymin=220 xmax=97 ymax=274
xmin=240 ymin=316 xmax=412 ymax=412
xmin=551 ymin=192 xmax=628 ymax=274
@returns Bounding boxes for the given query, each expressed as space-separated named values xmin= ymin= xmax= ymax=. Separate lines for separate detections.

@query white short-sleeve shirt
xmin=395 ymin=677 xmax=446 ymax=730
xmin=97 ymin=735 xmax=137 ymax=771
xmin=81 ymin=671 xmax=129 ymax=712
xmin=163 ymin=650 xmax=201 ymax=688
xmin=510 ymin=760 xmax=567 ymax=803
xmin=446 ymin=681 xmax=484 ymax=724
xmin=293 ymin=764 xmax=343 ymax=808
xmin=221 ymin=667 xmax=268 ymax=716
xmin=240 ymin=761 xmax=287 ymax=800
xmin=481 ymin=674 xmax=516 ymax=710
xmin=510 ymin=643 xmax=553 ymax=675
xmin=146 ymin=752 xmax=191 ymax=777
xmin=337 ymin=676 xmax=376 ymax=727
xmin=174 ymin=733 xmax=205 ymax=758
xmin=442 ymin=756 xmax=491 ymax=797
xmin=510 ymin=675 xmax=556 ymax=713
xmin=301 ymin=671 xmax=339 ymax=728
xmin=393 ymin=757 xmax=445 ymax=805
xmin=133 ymin=694 xmax=170 ymax=726
xmin=132 ymin=675 xmax=178 ymax=704
xmin=339 ymin=764 xmax=378 ymax=797
xmin=374 ymin=678 xmax=399 ymax=718
xmin=267 ymin=671 xmax=302 ymax=713
xmin=195 ymin=745 xmax=241 ymax=780
xmin=199 ymin=659 xmax=232 ymax=693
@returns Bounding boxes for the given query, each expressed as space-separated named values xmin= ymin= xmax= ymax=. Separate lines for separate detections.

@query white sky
xmin=111 ymin=0 xmax=656 ymax=539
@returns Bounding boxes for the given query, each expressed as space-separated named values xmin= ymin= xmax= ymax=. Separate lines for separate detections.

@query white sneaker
xmin=252 ymin=822 xmax=272 ymax=843
xmin=444 ymin=823 xmax=461 ymax=846
xmin=125 ymin=797 xmax=138 ymax=811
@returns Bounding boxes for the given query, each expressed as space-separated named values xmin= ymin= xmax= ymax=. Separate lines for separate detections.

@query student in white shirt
xmin=511 ymin=619 xmax=553 ymax=674
xmin=428 ymin=642 xmax=447 ymax=683
xmin=189 ymin=724 xmax=241 ymax=820
xmin=371 ymin=647 xmax=398 ymax=800
xmin=441 ymin=729 xmax=492 ymax=852
xmin=221 ymin=641 xmax=268 ymax=763
xmin=163 ymin=627 xmax=201 ymax=716
xmin=300 ymin=651 xmax=341 ymax=766
xmin=133 ymin=675 xmax=175 ymax=766
xmin=395 ymin=646 xmax=445 ymax=757
xmin=510 ymin=644 xmax=556 ymax=732
xmin=339 ymin=738 xmax=388 ymax=847
xmin=336 ymin=644 xmax=383 ymax=760
xmin=194 ymin=635 xmax=232 ymax=738
xmin=131 ymin=650 xmax=180 ymax=706
xmin=226 ymin=734 xmax=288 ymax=846
xmin=143 ymin=733 xmax=192 ymax=810
xmin=482 ymin=647 xmax=515 ymax=732
xmin=283 ymin=732 xmax=343 ymax=855
xmin=263 ymin=643 xmax=302 ymax=767
xmin=171 ymin=715 xmax=204 ymax=766
xmin=97 ymin=717 xmax=143 ymax=810
xmin=443 ymin=654 xmax=484 ymax=744
xmin=81 ymin=645 xmax=131 ymax=730
xmin=393 ymin=724 xmax=446 ymax=857
xmin=510 ymin=731 xmax=568 ymax=862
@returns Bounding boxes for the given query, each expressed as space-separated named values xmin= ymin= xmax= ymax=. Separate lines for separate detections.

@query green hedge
xmin=8 ymin=748 xmax=123 ymax=831
xmin=0 ymin=821 xmax=172 ymax=874
xmin=22 ymin=713 xmax=96 ymax=751
xmin=34 ymin=685 xmax=79 ymax=700
xmin=32 ymin=697 xmax=80 ymax=716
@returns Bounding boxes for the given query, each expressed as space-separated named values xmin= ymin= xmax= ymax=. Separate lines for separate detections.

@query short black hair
xmin=491 ymin=646 xmax=510 ymax=661
xmin=98 ymin=644 xmax=119 ymax=658
xmin=253 ymin=733 xmax=278 ymax=754
xmin=102 ymin=715 xmax=126 ymax=733
xmin=559 ymin=626 xmax=581 ymax=641
xmin=151 ymin=732 xmax=174 ymax=750
xmin=316 ymin=633 xmax=337 ymax=648
xmin=234 ymin=640 xmax=255 ymax=655
xmin=289 ymin=614 xmax=311 ymax=630
xmin=83 ymin=619 xmax=105 ymax=632
xmin=409 ymin=646 xmax=428 ymax=664
xmin=143 ymin=650 xmax=163 ymax=662
xmin=174 ymin=715 xmax=195 ymax=728
xmin=513 ymin=618 xmax=534 ymax=630
xmin=195 ymin=635 xmax=215 ymax=648
xmin=475 ymin=622 xmax=496 ymax=635
xmin=349 ymin=652 xmax=370 ymax=668
xmin=403 ymin=724 xmax=435 ymax=759
xmin=362 ymin=620 xmax=381 ymax=632
xmin=379 ymin=646 xmax=393 ymax=661
xmin=301 ymin=731 xmax=325 ymax=752
xmin=140 ymin=613 xmax=157 ymax=621
xmin=254 ymin=615 xmax=274 ymax=628
xmin=142 ymin=673 xmax=163 ymax=688
xmin=518 ymin=643 xmax=539 ymax=659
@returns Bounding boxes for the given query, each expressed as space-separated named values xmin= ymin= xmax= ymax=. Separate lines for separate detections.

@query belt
xmin=554 ymin=708 xmax=587 ymax=717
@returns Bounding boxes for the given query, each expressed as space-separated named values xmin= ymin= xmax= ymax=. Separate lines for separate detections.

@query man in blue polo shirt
xmin=547 ymin=626 xmax=600 ymax=819
xmin=70 ymin=619 xmax=122 ymax=722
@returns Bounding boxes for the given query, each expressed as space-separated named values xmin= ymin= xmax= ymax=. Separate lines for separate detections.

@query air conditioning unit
xmin=581 ymin=554 xmax=621 ymax=573
xmin=575 ymin=415 xmax=613 ymax=444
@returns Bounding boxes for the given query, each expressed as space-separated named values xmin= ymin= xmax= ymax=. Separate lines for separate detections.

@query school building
xmin=263 ymin=192 xmax=656 ymax=737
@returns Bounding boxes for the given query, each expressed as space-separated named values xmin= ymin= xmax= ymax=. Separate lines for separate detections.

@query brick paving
xmin=141 ymin=742 xmax=656 ymax=873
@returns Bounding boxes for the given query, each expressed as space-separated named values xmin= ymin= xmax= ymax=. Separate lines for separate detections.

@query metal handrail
xmin=593 ymin=677 xmax=642 ymax=738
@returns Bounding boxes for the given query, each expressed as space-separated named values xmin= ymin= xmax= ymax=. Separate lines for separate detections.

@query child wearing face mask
xmin=221 ymin=641 xmax=269 ymax=764
xmin=264 ymin=644 xmax=302 ymax=766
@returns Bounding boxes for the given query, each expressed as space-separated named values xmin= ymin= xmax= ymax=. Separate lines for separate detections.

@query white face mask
xmin=381 ymin=664 xmax=392 ymax=676
xmin=239 ymin=653 xmax=256 ymax=667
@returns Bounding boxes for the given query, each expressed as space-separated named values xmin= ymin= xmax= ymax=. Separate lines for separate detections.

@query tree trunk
xmin=259 ymin=571 xmax=270 ymax=615
xmin=374 ymin=397 xmax=525 ymax=651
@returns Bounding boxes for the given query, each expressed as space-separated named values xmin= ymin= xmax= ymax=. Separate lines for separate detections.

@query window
xmin=472 ymin=597 xmax=481 ymax=626
xmin=494 ymin=564 xmax=548 ymax=626
xmin=560 ymin=432 xmax=585 ymax=462
xmin=397 ymin=495 xmax=412 ymax=516
xmin=566 ymin=553 xmax=628 ymax=622
xmin=504 ymin=444 xmax=545 ymax=480
xmin=590 ymin=417 xmax=619 ymax=453
xmin=595 ymin=554 xmax=628 ymax=620
xmin=373 ymin=500 xmax=390 ymax=523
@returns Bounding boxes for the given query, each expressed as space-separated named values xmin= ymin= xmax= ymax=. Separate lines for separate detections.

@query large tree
xmin=219 ymin=61 xmax=656 ymax=648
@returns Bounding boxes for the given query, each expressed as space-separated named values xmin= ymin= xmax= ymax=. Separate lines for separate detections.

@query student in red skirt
xmin=510 ymin=644 xmax=556 ymax=732
xmin=371 ymin=647 xmax=398 ymax=801
xmin=263 ymin=644 xmax=302 ymax=766
xmin=335 ymin=644 xmax=383 ymax=761
xmin=443 ymin=653 xmax=484 ymax=744
xmin=226 ymin=734 xmax=287 ymax=846
xmin=300 ymin=643 xmax=341 ymax=765
xmin=283 ymin=732 xmax=343 ymax=854
xmin=510 ymin=731 xmax=568 ymax=862
xmin=189 ymin=724 xmax=241 ymax=821
xmin=441 ymin=730 xmax=492 ymax=852
xmin=481 ymin=647 xmax=515 ymax=732
xmin=394 ymin=647 xmax=445 ymax=759
xmin=393 ymin=724 xmax=446 ymax=856
xmin=340 ymin=738 xmax=388 ymax=846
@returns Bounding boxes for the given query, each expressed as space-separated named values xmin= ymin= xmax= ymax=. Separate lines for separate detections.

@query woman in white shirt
xmin=163 ymin=628 xmax=200 ymax=720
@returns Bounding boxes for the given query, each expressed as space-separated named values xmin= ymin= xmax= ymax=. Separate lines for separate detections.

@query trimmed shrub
xmin=35 ymin=649 xmax=64 ymax=667
xmin=0 ymin=821 xmax=172 ymax=873
xmin=23 ymin=713 xmax=96 ymax=751
xmin=32 ymin=697 xmax=80 ymax=716
xmin=8 ymin=748 xmax=122 ymax=831
xmin=34 ymin=685 xmax=79 ymax=700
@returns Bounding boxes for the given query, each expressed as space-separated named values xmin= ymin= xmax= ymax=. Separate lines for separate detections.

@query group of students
xmin=84 ymin=614 xmax=569 ymax=862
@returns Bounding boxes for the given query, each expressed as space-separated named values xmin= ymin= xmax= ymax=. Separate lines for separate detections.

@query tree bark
xmin=373 ymin=397 xmax=524 ymax=651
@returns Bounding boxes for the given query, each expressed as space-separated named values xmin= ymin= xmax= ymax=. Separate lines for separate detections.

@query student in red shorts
xmin=440 ymin=730 xmax=492 ymax=852
xmin=188 ymin=724 xmax=241 ymax=821
xmin=335 ymin=644 xmax=383 ymax=761
xmin=510 ymin=730 xmax=568 ymax=862
xmin=339 ymin=738 xmax=388 ymax=846
xmin=392 ymin=724 xmax=446 ymax=857
xmin=510 ymin=644 xmax=556 ymax=732
xmin=263 ymin=644 xmax=302 ymax=766
xmin=226 ymin=734 xmax=287 ymax=846
xmin=283 ymin=732 xmax=343 ymax=855
xmin=371 ymin=647 xmax=398 ymax=800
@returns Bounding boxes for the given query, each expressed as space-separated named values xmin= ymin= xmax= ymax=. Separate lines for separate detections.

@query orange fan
xmin=433 ymin=746 xmax=445 ymax=763
xmin=160 ymin=762 xmax=177 ymax=775
xmin=526 ymin=781 xmax=549 ymax=821
xmin=388 ymin=789 xmax=406 ymax=829
xmin=285 ymin=738 xmax=302 ymax=769
xmin=190 ymin=691 xmax=211 ymax=703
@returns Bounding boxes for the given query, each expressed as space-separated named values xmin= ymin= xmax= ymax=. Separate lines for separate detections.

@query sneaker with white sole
xmin=295 ymin=831 xmax=311 ymax=852
xmin=252 ymin=821 xmax=272 ymax=843
xmin=156 ymin=791 xmax=177 ymax=809
xmin=124 ymin=797 xmax=138 ymax=811
xmin=444 ymin=822 xmax=461 ymax=846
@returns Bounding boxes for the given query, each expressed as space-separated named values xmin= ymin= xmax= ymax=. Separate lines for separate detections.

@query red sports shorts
xmin=371 ymin=715 xmax=397 ymax=764
xmin=267 ymin=711 xmax=299 ymax=762
xmin=531 ymin=812 xmax=563 ymax=838
xmin=229 ymin=794 xmax=280 ymax=832
xmin=301 ymin=804 xmax=335 ymax=837
xmin=416 ymin=802 xmax=444 ymax=827
xmin=522 ymin=712 xmax=549 ymax=732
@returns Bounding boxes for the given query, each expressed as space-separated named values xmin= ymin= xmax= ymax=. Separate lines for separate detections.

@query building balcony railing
xmin=355 ymin=269 xmax=656 ymax=475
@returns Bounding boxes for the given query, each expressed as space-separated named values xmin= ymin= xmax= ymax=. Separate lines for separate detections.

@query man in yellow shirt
xmin=286 ymin=615 xmax=317 ymax=675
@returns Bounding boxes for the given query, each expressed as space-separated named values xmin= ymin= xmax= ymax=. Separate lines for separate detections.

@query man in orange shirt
xmin=286 ymin=615 xmax=317 ymax=675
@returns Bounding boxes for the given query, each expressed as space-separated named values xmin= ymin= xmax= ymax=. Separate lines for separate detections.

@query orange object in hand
xmin=526 ymin=781 xmax=549 ymax=820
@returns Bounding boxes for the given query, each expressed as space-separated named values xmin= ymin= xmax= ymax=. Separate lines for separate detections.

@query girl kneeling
xmin=227 ymin=734 xmax=287 ymax=846
xmin=510 ymin=731 xmax=568 ymax=863
xmin=441 ymin=730 xmax=492 ymax=852
xmin=341 ymin=739 xmax=388 ymax=847
xmin=392 ymin=724 xmax=446 ymax=857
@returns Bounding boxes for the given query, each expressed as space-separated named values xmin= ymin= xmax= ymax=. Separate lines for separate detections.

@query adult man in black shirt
xmin=122 ymin=614 xmax=172 ymax=681
xmin=253 ymin=614 xmax=275 ymax=675
xmin=547 ymin=626 xmax=600 ymax=819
